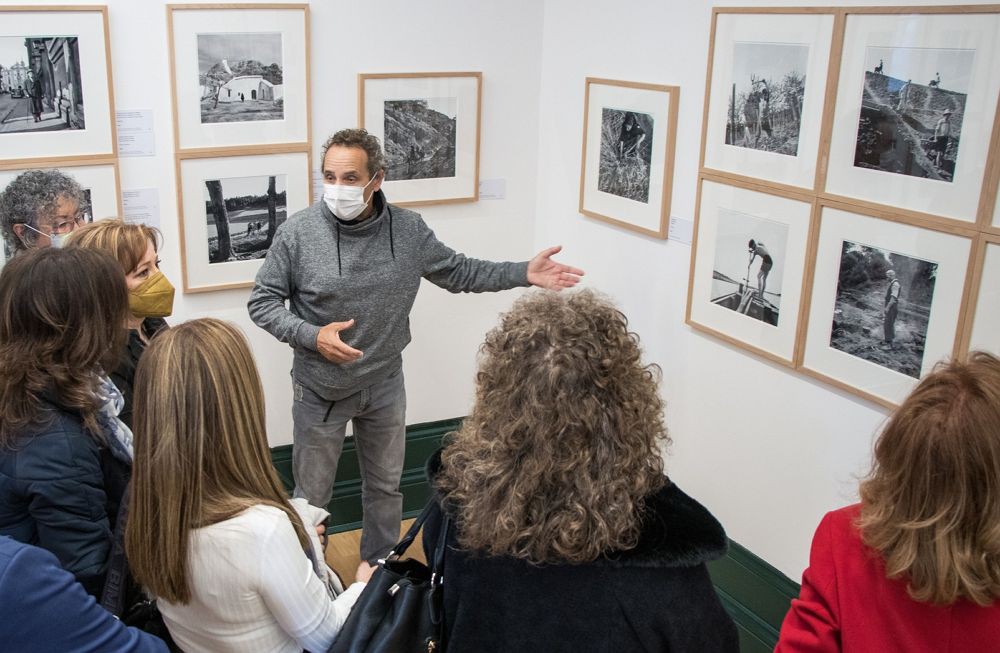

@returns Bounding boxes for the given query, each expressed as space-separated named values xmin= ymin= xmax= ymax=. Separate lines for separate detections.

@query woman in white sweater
xmin=126 ymin=318 xmax=369 ymax=653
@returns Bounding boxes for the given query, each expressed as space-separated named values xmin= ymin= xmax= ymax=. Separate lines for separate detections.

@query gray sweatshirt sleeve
xmin=418 ymin=220 xmax=530 ymax=292
xmin=247 ymin=230 xmax=322 ymax=351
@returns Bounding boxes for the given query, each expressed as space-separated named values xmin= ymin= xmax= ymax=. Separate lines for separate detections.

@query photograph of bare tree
xmin=203 ymin=174 xmax=286 ymax=263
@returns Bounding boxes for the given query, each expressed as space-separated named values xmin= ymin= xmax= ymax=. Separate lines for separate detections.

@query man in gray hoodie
xmin=248 ymin=128 xmax=583 ymax=573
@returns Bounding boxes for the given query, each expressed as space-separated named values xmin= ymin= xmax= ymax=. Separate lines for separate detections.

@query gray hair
xmin=320 ymin=128 xmax=385 ymax=179
xmin=0 ymin=169 xmax=86 ymax=251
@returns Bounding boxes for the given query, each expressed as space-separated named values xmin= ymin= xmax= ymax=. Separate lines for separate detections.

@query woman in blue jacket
xmin=0 ymin=247 xmax=131 ymax=597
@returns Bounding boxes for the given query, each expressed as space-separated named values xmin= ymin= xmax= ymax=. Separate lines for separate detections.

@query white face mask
xmin=323 ymin=173 xmax=380 ymax=222
xmin=21 ymin=223 xmax=68 ymax=248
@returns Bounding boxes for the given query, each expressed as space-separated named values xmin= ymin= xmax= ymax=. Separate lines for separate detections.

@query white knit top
xmin=158 ymin=504 xmax=364 ymax=653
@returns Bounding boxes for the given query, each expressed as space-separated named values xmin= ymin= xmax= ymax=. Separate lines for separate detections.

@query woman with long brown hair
xmin=777 ymin=352 xmax=1000 ymax=652
xmin=423 ymin=290 xmax=738 ymax=652
xmin=69 ymin=219 xmax=173 ymax=428
xmin=126 ymin=319 xmax=367 ymax=653
xmin=0 ymin=247 xmax=130 ymax=597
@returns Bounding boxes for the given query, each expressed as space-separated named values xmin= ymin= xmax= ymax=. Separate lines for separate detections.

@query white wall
xmin=534 ymin=0 xmax=994 ymax=580
xmin=13 ymin=0 xmax=544 ymax=446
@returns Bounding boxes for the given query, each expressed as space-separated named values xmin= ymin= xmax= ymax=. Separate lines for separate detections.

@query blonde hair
xmin=859 ymin=351 xmax=1000 ymax=606
xmin=126 ymin=318 xmax=311 ymax=603
xmin=68 ymin=219 xmax=160 ymax=275
xmin=436 ymin=290 xmax=668 ymax=564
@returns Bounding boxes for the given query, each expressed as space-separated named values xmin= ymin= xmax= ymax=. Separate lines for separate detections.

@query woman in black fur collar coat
xmin=422 ymin=290 xmax=738 ymax=653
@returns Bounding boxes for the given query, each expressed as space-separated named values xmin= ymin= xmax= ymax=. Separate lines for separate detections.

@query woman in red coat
xmin=776 ymin=352 xmax=1000 ymax=652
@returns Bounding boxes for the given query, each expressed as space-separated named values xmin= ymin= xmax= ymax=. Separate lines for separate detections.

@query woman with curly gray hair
xmin=421 ymin=289 xmax=738 ymax=652
xmin=0 ymin=169 xmax=87 ymax=252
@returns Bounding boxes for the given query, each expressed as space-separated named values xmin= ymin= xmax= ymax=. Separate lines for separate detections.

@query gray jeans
xmin=291 ymin=369 xmax=406 ymax=563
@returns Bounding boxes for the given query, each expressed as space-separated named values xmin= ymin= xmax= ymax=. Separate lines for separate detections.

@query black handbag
xmin=102 ymin=483 xmax=181 ymax=652
xmin=328 ymin=500 xmax=450 ymax=653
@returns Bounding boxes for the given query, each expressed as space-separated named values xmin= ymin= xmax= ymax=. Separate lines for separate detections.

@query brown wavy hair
xmin=68 ymin=219 xmax=160 ymax=275
xmin=126 ymin=318 xmax=312 ymax=604
xmin=859 ymin=351 xmax=1000 ymax=606
xmin=0 ymin=248 xmax=128 ymax=446
xmin=436 ymin=290 xmax=668 ymax=564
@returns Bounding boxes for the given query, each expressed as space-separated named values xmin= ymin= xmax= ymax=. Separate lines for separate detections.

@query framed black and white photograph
xmin=168 ymin=4 xmax=310 ymax=152
xmin=177 ymin=150 xmax=310 ymax=292
xmin=579 ymin=78 xmax=678 ymax=238
xmin=359 ymin=72 xmax=481 ymax=206
xmin=0 ymin=162 xmax=121 ymax=269
xmin=687 ymin=177 xmax=813 ymax=365
xmin=825 ymin=11 xmax=1000 ymax=224
xmin=203 ymin=174 xmax=287 ymax=264
xmin=197 ymin=32 xmax=284 ymax=125
xmin=961 ymin=235 xmax=1000 ymax=357
xmin=802 ymin=203 xmax=973 ymax=407
xmin=0 ymin=7 xmax=116 ymax=165
xmin=701 ymin=10 xmax=836 ymax=189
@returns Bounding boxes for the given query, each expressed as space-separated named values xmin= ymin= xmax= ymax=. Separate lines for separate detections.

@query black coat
xmin=110 ymin=317 xmax=168 ymax=430
xmin=422 ymin=451 xmax=739 ymax=653
xmin=0 ymin=400 xmax=113 ymax=597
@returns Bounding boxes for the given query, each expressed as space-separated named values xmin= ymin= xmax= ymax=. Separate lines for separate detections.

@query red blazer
xmin=776 ymin=504 xmax=1000 ymax=652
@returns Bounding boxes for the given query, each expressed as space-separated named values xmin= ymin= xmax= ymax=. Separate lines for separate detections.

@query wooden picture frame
xmin=699 ymin=8 xmax=837 ymax=192
xmin=579 ymin=78 xmax=679 ymax=239
xmin=799 ymin=199 xmax=976 ymax=408
xmin=686 ymin=174 xmax=816 ymax=366
xmin=959 ymin=233 xmax=1000 ymax=356
xmin=166 ymin=3 xmax=311 ymax=155
xmin=820 ymin=7 xmax=1000 ymax=227
xmin=175 ymin=148 xmax=311 ymax=293
xmin=358 ymin=71 xmax=482 ymax=206
xmin=0 ymin=6 xmax=117 ymax=166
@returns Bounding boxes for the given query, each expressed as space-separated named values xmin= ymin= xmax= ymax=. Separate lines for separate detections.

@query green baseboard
xmin=708 ymin=540 xmax=800 ymax=651
xmin=269 ymin=416 xmax=460 ymax=533
xmin=269 ymin=415 xmax=799 ymax=646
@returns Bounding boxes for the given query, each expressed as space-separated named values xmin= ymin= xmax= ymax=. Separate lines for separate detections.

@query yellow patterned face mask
xmin=128 ymin=270 xmax=175 ymax=318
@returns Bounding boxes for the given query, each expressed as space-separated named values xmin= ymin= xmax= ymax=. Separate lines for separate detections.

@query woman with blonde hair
xmin=422 ymin=289 xmax=738 ymax=652
xmin=69 ymin=219 xmax=173 ymax=428
xmin=777 ymin=352 xmax=1000 ymax=652
xmin=126 ymin=319 xmax=366 ymax=653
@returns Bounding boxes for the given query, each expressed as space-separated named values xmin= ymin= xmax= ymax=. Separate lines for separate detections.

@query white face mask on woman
xmin=322 ymin=173 xmax=380 ymax=222
xmin=21 ymin=223 xmax=68 ymax=248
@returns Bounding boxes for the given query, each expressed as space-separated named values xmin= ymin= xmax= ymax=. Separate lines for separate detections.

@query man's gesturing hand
xmin=317 ymin=319 xmax=364 ymax=363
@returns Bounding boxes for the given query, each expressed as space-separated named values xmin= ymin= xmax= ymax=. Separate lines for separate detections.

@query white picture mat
xmin=179 ymin=151 xmax=310 ymax=289
xmin=825 ymin=13 xmax=1000 ymax=222
xmin=362 ymin=76 xmax=479 ymax=204
xmin=0 ymin=11 xmax=114 ymax=160
xmin=969 ymin=243 xmax=1000 ymax=355
xmin=171 ymin=8 xmax=308 ymax=150
xmin=689 ymin=180 xmax=812 ymax=361
xmin=804 ymin=207 xmax=971 ymax=405
xmin=582 ymin=83 xmax=672 ymax=233
xmin=703 ymin=13 xmax=835 ymax=189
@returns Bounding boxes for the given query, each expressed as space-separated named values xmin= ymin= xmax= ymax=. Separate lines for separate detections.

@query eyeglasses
xmin=49 ymin=212 xmax=86 ymax=235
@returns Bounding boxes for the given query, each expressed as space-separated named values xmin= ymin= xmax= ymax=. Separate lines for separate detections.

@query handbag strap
xmin=101 ymin=483 xmax=131 ymax=616
xmin=385 ymin=498 xmax=438 ymax=559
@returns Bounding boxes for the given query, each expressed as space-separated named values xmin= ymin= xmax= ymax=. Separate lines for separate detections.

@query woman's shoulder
xmin=602 ymin=482 xmax=729 ymax=569
xmin=196 ymin=504 xmax=296 ymax=543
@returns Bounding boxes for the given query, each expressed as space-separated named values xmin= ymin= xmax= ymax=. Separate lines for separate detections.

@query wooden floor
xmin=325 ymin=519 xmax=426 ymax=584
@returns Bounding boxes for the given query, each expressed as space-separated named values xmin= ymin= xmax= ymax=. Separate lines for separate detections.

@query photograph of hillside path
xmin=853 ymin=46 xmax=972 ymax=183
